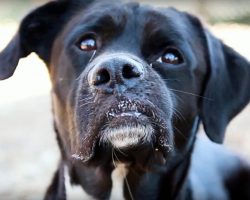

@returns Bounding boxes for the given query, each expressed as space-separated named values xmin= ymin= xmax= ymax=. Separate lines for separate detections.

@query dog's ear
xmin=44 ymin=160 xmax=66 ymax=200
xmin=0 ymin=0 xmax=94 ymax=80
xmin=185 ymin=13 xmax=250 ymax=143
xmin=200 ymin=29 xmax=250 ymax=143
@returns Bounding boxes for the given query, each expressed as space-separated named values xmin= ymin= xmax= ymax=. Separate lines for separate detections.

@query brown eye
xmin=79 ymin=37 xmax=97 ymax=51
xmin=159 ymin=48 xmax=184 ymax=65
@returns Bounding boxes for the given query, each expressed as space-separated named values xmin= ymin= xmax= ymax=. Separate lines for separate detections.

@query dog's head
xmin=1 ymin=0 xmax=250 ymax=171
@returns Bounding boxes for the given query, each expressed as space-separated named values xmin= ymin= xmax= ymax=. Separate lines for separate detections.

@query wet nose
xmin=88 ymin=55 xmax=144 ymax=92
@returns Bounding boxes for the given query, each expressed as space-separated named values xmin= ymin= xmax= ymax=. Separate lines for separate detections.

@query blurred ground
xmin=0 ymin=1 xmax=250 ymax=200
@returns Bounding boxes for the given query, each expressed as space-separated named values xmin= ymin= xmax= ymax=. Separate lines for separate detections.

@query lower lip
xmin=107 ymin=112 xmax=150 ymax=127
xmin=112 ymin=111 xmax=142 ymax=118
xmin=101 ymin=112 xmax=153 ymax=148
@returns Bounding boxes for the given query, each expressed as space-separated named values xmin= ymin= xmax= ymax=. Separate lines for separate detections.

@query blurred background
xmin=0 ymin=0 xmax=249 ymax=199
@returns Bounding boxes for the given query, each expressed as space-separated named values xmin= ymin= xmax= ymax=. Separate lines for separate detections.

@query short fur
xmin=1 ymin=0 xmax=250 ymax=199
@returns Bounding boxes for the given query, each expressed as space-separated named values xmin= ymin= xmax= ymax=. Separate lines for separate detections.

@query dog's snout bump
xmin=87 ymin=53 xmax=145 ymax=90
xmin=92 ymin=63 xmax=142 ymax=87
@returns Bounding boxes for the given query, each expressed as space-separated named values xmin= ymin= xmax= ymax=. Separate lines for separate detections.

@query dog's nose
xmin=93 ymin=63 xmax=141 ymax=85
xmin=88 ymin=55 xmax=144 ymax=91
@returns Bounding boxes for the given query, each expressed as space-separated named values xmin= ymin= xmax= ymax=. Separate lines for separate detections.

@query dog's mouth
xmin=100 ymin=113 xmax=153 ymax=149
xmin=73 ymin=97 xmax=174 ymax=168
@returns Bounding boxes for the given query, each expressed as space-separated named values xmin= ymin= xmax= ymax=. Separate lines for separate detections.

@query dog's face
xmin=0 ymin=0 xmax=249 ymax=171
xmin=50 ymin=2 xmax=209 ymax=169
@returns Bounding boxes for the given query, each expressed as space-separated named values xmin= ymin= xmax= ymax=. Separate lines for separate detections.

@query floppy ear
xmin=0 ymin=0 xmax=94 ymax=80
xmin=0 ymin=34 xmax=27 ymax=79
xmin=201 ymin=30 xmax=250 ymax=143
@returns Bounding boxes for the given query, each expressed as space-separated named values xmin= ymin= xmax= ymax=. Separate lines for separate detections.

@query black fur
xmin=0 ymin=0 xmax=250 ymax=199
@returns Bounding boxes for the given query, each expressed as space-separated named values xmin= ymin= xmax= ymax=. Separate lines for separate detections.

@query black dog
xmin=1 ymin=0 xmax=250 ymax=199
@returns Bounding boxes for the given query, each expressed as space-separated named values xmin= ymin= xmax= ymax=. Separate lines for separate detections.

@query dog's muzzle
xmin=88 ymin=53 xmax=151 ymax=149
xmin=74 ymin=52 xmax=174 ymax=164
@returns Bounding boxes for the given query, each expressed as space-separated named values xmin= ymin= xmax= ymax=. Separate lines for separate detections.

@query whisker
xmin=145 ymin=99 xmax=156 ymax=108
xmin=150 ymin=121 xmax=167 ymax=130
xmin=173 ymin=126 xmax=187 ymax=141
xmin=161 ymin=78 xmax=180 ymax=82
xmin=124 ymin=175 xmax=134 ymax=200
xmin=89 ymin=50 xmax=97 ymax=63
xmin=112 ymin=148 xmax=117 ymax=168
xmin=172 ymin=92 xmax=185 ymax=105
xmin=79 ymin=96 xmax=94 ymax=102
xmin=172 ymin=107 xmax=186 ymax=121
xmin=113 ymin=150 xmax=121 ymax=163
xmin=169 ymin=88 xmax=213 ymax=101
xmin=79 ymin=102 xmax=94 ymax=108
xmin=115 ymin=147 xmax=128 ymax=157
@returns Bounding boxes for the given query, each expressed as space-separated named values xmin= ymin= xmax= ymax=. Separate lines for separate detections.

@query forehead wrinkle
xmin=62 ymin=3 xmax=128 ymax=47
xmin=105 ymin=3 xmax=147 ymax=55
xmin=158 ymin=7 xmax=195 ymax=40
xmin=140 ymin=7 xmax=197 ymax=57
xmin=81 ymin=1 xmax=127 ymax=29
xmin=143 ymin=10 xmax=185 ymax=40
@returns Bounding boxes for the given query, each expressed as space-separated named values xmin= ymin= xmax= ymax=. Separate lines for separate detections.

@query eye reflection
xmin=79 ymin=37 xmax=97 ymax=51
xmin=158 ymin=48 xmax=184 ymax=65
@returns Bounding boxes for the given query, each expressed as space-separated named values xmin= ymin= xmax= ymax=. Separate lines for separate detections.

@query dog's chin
xmin=79 ymin=117 xmax=172 ymax=171
xmin=100 ymin=112 xmax=153 ymax=149
xmin=98 ymin=120 xmax=169 ymax=171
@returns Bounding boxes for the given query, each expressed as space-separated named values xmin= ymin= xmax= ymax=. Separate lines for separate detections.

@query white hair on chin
xmin=100 ymin=124 xmax=154 ymax=148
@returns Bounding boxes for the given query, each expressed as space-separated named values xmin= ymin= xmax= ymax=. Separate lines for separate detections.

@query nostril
xmin=122 ymin=64 xmax=141 ymax=79
xmin=93 ymin=69 xmax=111 ymax=85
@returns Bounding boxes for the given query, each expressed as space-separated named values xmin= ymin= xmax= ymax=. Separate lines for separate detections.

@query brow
xmin=65 ymin=12 xmax=126 ymax=47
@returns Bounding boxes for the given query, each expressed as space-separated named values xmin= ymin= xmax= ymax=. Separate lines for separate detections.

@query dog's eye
xmin=158 ymin=48 xmax=184 ymax=65
xmin=79 ymin=37 xmax=97 ymax=51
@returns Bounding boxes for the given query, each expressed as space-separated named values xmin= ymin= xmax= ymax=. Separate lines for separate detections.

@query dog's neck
xmin=65 ymin=156 xmax=191 ymax=200
xmin=65 ymin=164 xmax=128 ymax=200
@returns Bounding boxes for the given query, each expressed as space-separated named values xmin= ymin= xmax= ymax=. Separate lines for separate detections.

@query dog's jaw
xmin=73 ymin=92 xmax=174 ymax=166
